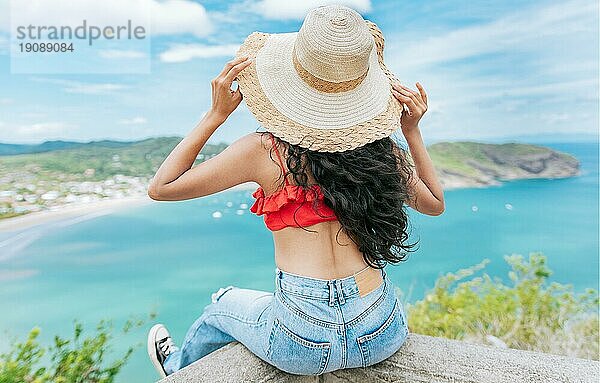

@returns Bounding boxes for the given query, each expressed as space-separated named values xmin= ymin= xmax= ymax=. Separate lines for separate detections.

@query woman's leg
xmin=163 ymin=285 xmax=274 ymax=375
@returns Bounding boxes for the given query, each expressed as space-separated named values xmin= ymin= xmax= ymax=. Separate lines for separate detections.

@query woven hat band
xmin=292 ymin=47 xmax=368 ymax=93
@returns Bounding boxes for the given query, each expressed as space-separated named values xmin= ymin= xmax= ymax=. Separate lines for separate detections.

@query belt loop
xmin=328 ymin=280 xmax=335 ymax=306
xmin=275 ymin=269 xmax=282 ymax=291
xmin=335 ymin=280 xmax=346 ymax=305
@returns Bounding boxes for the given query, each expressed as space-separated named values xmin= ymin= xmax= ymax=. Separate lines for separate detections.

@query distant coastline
xmin=0 ymin=182 xmax=259 ymax=235
xmin=428 ymin=141 xmax=580 ymax=190
xmin=0 ymin=137 xmax=582 ymax=229
xmin=0 ymin=194 xmax=152 ymax=233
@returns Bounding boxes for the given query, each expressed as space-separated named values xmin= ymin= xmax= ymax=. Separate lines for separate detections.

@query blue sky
xmin=0 ymin=0 xmax=597 ymax=145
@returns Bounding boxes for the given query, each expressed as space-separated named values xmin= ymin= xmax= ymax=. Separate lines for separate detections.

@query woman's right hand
xmin=208 ymin=56 xmax=253 ymax=123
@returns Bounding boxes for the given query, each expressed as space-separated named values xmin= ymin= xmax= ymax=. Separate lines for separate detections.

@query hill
xmin=426 ymin=141 xmax=579 ymax=189
xmin=0 ymin=138 xmax=580 ymax=219
xmin=0 ymin=137 xmax=227 ymax=181
xmin=0 ymin=138 xmax=580 ymax=186
xmin=0 ymin=139 xmax=136 ymax=156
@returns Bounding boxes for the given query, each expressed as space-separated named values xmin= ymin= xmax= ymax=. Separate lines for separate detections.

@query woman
xmin=147 ymin=5 xmax=444 ymax=378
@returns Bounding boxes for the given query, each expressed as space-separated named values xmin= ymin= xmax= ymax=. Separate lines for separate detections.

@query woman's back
xmin=252 ymin=132 xmax=369 ymax=279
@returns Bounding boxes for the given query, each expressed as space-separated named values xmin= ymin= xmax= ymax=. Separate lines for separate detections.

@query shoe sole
xmin=147 ymin=324 xmax=167 ymax=378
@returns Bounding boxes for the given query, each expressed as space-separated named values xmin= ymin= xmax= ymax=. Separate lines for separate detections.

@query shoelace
xmin=158 ymin=337 xmax=179 ymax=356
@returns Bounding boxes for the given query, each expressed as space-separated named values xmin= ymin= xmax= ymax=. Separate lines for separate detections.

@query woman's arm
xmin=392 ymin=82 xmax=445 ymax=216
xmin=147 ymin=56 xmax=258 ymax=201
xmin=403 ymin=128 xmax=445 ymax=215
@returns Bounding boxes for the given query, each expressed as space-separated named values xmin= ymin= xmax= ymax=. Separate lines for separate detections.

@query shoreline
xmin=0 ymin=181 xmax=259 ymax=233
xmin=0 ymin=174 xmax=578 ymax=234
xmin=0 ymin=194 xmax=154 ymax=233
xmin=0 ymin=194 xmax=154 ymax=263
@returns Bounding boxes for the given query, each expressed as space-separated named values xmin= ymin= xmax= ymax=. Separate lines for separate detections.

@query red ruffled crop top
xmin=250 ymin=133 xmax=338 ymax=231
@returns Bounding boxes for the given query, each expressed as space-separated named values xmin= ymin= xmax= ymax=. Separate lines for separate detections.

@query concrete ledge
xmin=158 ymin=333 xmax=599 ymax=383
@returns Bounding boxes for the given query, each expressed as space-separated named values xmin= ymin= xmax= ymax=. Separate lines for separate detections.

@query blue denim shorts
xmin=164 ymin=267 xmax=409 ymax=376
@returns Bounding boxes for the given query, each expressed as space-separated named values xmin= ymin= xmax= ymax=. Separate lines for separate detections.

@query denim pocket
xmin=356 ymin=299 xmax=408 ymax=367
xmin=266 ymin=317 xmax=331 ymax=375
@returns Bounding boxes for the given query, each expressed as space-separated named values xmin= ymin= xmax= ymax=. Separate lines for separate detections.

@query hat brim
xmin=235 ymin=20 xmax=405 ymax=152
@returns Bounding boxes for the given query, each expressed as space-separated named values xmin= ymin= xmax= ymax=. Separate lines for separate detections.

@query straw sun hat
xmin=235 ymin=4 xmax=406 ymax=152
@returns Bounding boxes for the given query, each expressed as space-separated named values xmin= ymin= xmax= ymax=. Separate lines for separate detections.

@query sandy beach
xmin=0 ymin=181 xmax=259 ymax=233
xmin=0 ymin=194 xmax=154 ymax=262
xmin=0 ymin=181 xmax=259 ymax=262
xmin=0 ymin=194 xmax=154 ymax=233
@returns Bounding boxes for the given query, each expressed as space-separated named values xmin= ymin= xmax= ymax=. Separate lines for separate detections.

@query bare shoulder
xmin=226 ymin=131 xmax=273 ymax=167
xmin=220 ymin=131 xmax=266 ymax=158
xmin=229 ymin=131 xmax=263 ymax=149
xmin=237 ymin=131 xmax=286 ymax=189
xmin=243 ymin=131 xmax=278 ymax=155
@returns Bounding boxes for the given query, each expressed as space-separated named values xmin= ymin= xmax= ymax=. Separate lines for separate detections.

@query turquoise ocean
xmin=0 ymin=142 xmax=598 ymax=382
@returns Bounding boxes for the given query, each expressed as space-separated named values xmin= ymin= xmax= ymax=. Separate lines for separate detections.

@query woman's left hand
xmin=392 ymin=82 xmax=428 ymax=134
xmin=208 ymin=56 xmax=253 ymax=123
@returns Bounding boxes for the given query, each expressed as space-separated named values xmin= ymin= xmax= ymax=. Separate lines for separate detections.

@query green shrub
xmin=400 ymin=252 xmax=599 ymax=360
xmin=0 ymin=316 xmax=151 ymax=383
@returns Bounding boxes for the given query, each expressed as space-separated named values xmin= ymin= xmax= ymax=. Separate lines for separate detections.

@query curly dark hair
xmin=261 ymin=131 xmax=420 ymax=268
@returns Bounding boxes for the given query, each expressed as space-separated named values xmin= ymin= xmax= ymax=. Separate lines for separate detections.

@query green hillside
xmin=0 ymin=139 xmax=135 ymax=156
xmin=0 ymin=137 xmax=227 ymax=182
xmin=0 ymin=138 xmax=580 ymax=186
xmin=0 ymin=138 xmax=581 ymax=221
xmin=426 ymin=141 xmax=579 ymax=188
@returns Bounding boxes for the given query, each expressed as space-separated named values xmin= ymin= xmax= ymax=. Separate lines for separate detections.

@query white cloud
xmin=15 ymin=122 xmax=74 ymax=137
xmin=21 ymin=111 xmax=48 ymax=119
xmin=250 ymin=0 xmax=371 ymax=20
xmin=118 ymin=116 xmax=147 ymax=125
xmin=0 ymin=120 xmax=77 ymax=142
xmin=0 ymin=34 xmax=7 ymax=52
xmin=391 ymin=0 xmax=597 ymax=69
xmin=64 ymin=83 xmax=127 ymax=95
xmin=491 ymin=78 xmax=597 ymax=101
xmin=99 ymin=49 xmax=148 ymax=60
xmin=159 ymin=43 xmax=239 ymax=63
xmin=0 ymin=1 xmax=7 ymax=33
xmin=151 ymin=0 xmax=212 ymax=37
xmin=540 ymin=112 xmax=571 ymax=125
xmin=383 ymin=0 xmax=598 ymax=140
xmin=30 ymin=78 xmax=129 ymax=95
xmin=4 ymin=0 xmax=212 ymax=37
xmin=0 ymin=98 xmax=12 ymax=105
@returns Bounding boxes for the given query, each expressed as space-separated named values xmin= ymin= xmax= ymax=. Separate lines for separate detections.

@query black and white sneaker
xmin=147 ymin=324 xmax=179 ymax=378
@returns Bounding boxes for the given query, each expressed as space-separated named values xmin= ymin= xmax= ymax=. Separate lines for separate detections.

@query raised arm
xmin=392 ymin=82 xmax=445 ymax=216
xmin=147 ymin=56 xmax=257 ymax=201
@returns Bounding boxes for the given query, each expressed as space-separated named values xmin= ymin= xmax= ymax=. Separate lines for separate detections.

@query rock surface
xmin=158 ymin=333 xmax=599 ymax=383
